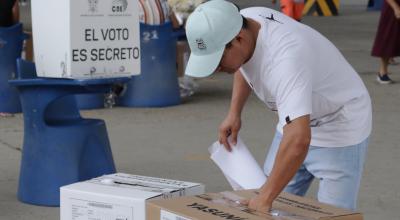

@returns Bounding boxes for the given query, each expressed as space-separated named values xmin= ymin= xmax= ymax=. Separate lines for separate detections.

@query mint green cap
xmin=184 ymin=0 xmax=243 ymax=78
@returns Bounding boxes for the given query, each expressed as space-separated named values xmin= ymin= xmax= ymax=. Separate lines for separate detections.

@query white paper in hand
xmin=208 ymin=137 xmax=267 ymax=190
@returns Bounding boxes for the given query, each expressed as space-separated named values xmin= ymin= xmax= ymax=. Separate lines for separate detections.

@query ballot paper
xmin=208 ymin=137 xmax=267 ymax=190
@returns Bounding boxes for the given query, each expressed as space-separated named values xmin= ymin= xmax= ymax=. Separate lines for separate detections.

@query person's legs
xmin=263 ymin=131 xmax=314 ymax=196
xmin=380 ymin=57 xmax=390 ymax=75
xmin=283 ymin=164 xmax=314 ymax=196
xmin=305 ymin=138 xmax=369 ymax=210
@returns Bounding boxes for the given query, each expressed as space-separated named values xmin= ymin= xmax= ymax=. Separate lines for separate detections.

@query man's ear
xmin=234 ymin=31 xmax=245 ymax=44
xmin=237 ymin=28 xmax=250 ymax=42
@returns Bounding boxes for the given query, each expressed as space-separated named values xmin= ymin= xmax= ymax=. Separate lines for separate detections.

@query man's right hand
xmin=218 ymin=113 xmax=241 ymax=152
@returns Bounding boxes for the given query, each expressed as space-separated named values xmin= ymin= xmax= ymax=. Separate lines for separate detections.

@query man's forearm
xmin=259 ymin=116 xmax=311 ymax=205
xmin=229 ymin=71 xmax=251 ymax=116
xmin=260 ymin=135 xmax=309 ymax=203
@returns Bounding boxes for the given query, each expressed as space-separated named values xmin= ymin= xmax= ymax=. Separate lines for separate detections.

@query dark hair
xmin=232 ymin=2 xmax=241 ymax=10
xmin=241 ymin=15 xmax=248 ymax=29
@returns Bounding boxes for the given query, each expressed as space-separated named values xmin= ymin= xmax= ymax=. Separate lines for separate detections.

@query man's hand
xmin=241 ymin=195 xmax=272 ymax=214
xmin=219 ymin=113 xmax=241 ymax=152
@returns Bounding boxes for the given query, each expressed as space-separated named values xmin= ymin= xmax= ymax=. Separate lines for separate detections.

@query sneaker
xmin=376 ymin=74 xmax=393 ymax=84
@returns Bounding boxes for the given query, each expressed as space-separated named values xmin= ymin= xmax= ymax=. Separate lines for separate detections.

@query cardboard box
xmin=176 ymin=40 xmax=190 ymax=77
xmin=147 ymin=190 xmax=363 ymax=220
xmin=31 ymin=0 xmax=141 ymax=79
xmin=60 ymin=173 xmax=205 ymax=220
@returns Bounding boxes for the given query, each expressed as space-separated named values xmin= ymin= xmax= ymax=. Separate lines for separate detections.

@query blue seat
xmin=76 ymin=93 xmax=105 ymax=110
xmin=9 ymin=59 xmax=130 ymax=206
xmin=0 ymin=23 xmax=26 ymax=113
xmin=118 ymin=23 xmax=181 ymax=107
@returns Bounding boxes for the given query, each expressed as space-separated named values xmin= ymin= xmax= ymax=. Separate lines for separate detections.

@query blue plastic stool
xmin=367 ymin=0 xmax=384 ymax=11
xmin=0 ymin=23 xmax=26 ymax=113
xmin=9 ymin=59 xmax=130 ymax=206
xmin=76 ymin=94 xmax=105 ymax=110
xmin=118 ymin=23 xmax=180 ymax=107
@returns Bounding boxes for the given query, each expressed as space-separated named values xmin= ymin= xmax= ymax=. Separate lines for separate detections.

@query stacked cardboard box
xmin=147 ymin=190 xmax=363 ymax=220
xmin=60 ymin=173 xmax=204 ymax=220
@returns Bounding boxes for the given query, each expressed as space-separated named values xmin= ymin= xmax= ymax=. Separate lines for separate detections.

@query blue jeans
xmin=263 ymin=132 xmax=369 ymax=210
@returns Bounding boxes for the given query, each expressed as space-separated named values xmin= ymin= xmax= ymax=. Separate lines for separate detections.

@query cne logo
xmin=88 ymin=0 xmax=99 ymax=13
xmin=112 ymin=0 xmax=128 ymax=13
xmin=196 ymin=38 xmax=207 ymax=50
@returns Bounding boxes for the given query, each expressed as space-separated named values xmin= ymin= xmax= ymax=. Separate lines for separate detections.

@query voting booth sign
xmin=31 ymin=0 xmax=140 ymax=79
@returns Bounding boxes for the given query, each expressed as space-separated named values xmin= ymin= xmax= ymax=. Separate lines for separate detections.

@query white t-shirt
xmin=240 ymin=7 xmax=372 ymax=147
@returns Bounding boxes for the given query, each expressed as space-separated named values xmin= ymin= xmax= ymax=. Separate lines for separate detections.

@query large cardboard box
xmin=31 ymin=0 xmax=141 ymax=79
xmin=147 ymin=190 xmax=363 ymax=220
xmin=60 ymin=173 xmax=205 ymax=220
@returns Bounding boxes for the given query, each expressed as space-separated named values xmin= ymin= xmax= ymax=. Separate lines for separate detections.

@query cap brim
xmin=184 ymin=47 xmax=224 ymax=78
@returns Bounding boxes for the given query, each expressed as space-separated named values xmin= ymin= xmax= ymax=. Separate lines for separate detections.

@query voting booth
xmin=31 ymin=0 xmax=144 ymax=108
xmin=12 ymin=0 xmax=141 ymax=206
xmin=31 ymin=0 xmax=140 ymax=79
xmin=11 ymin=60 xmax=130 ymax=206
